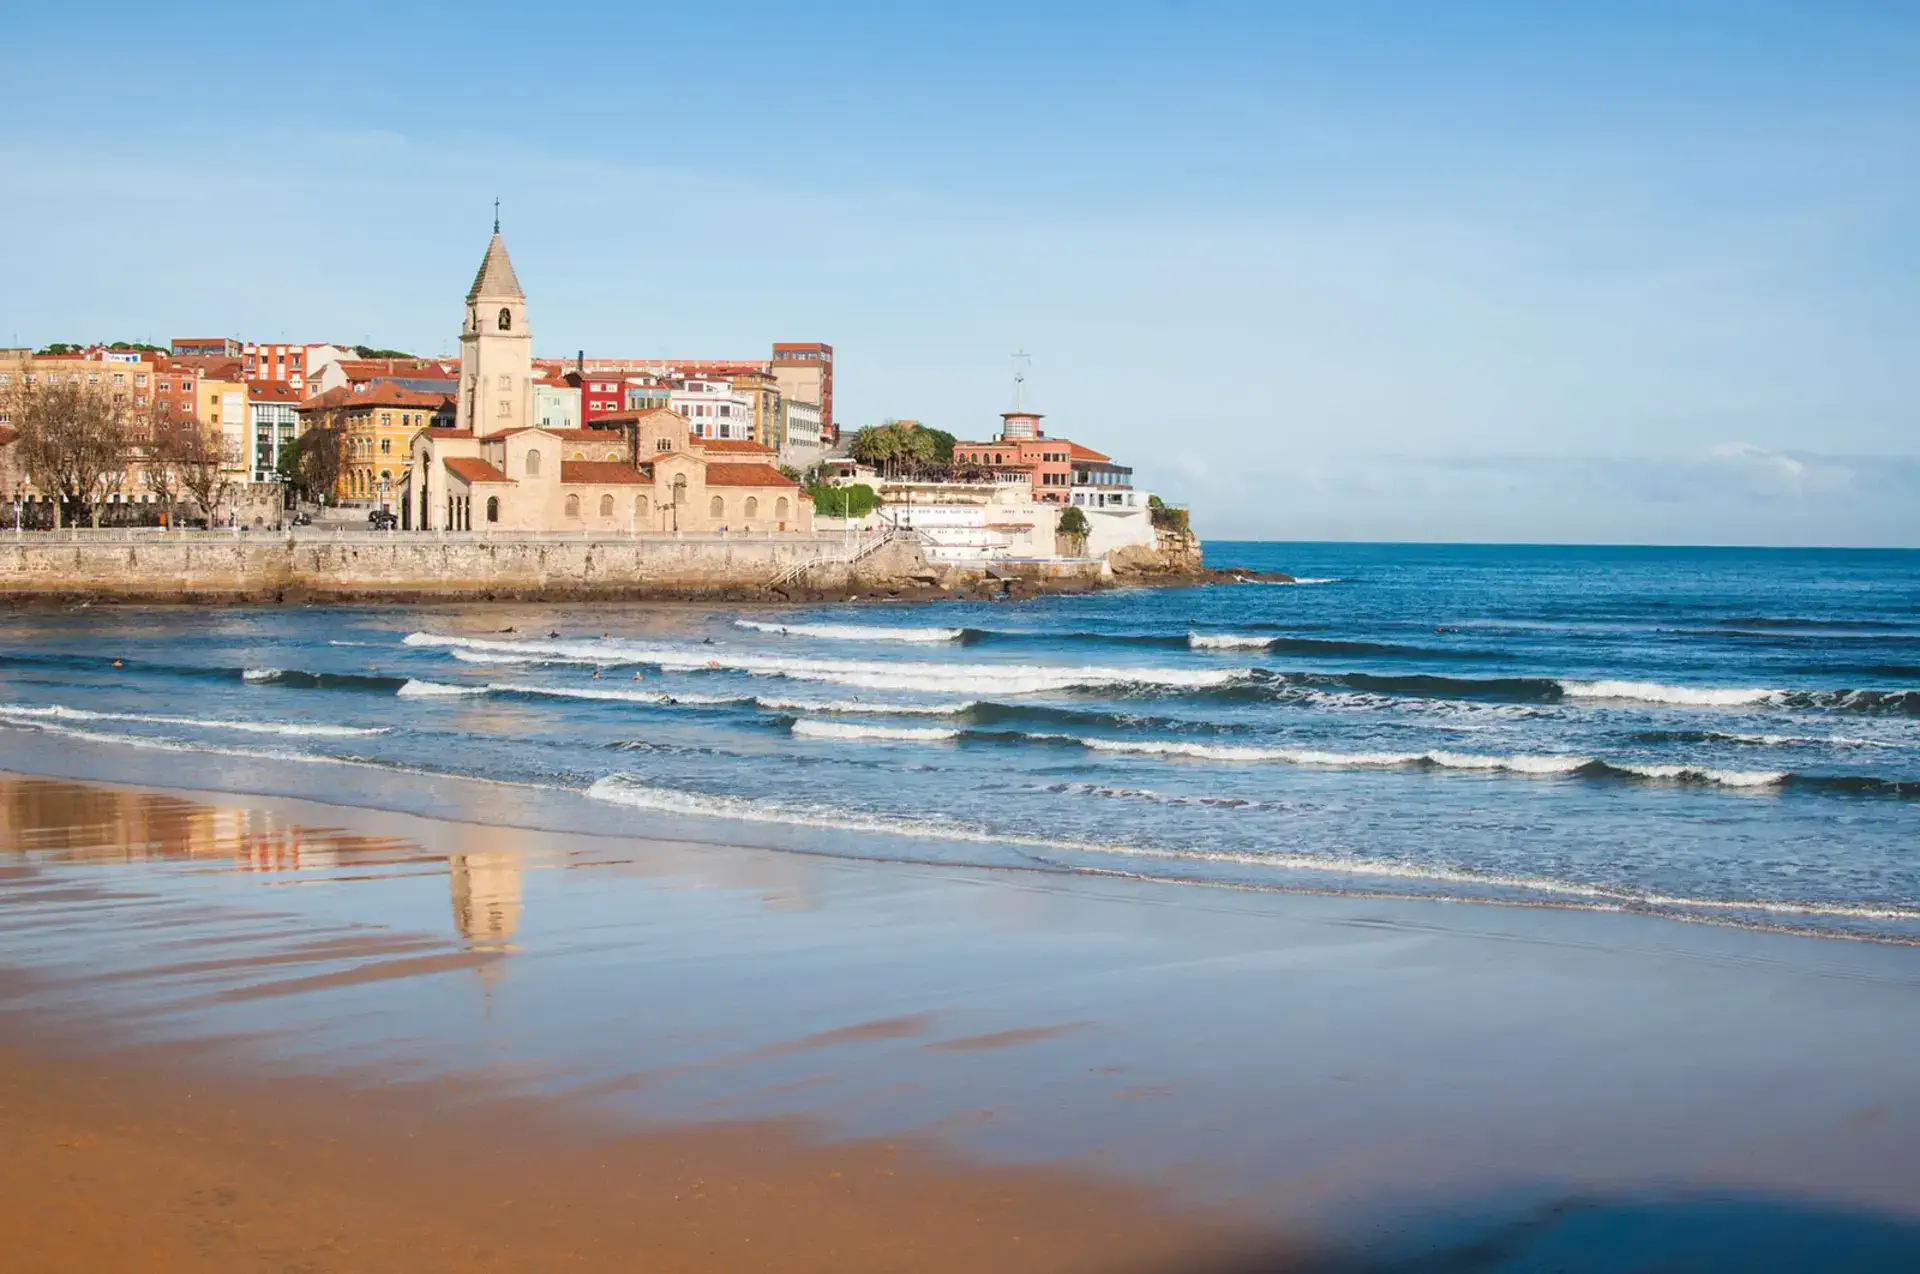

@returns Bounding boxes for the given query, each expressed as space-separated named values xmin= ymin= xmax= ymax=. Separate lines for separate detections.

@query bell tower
xmin=457 ymin=202 xmax=533 ymax=438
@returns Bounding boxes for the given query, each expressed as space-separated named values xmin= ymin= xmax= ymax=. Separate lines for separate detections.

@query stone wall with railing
xmin=0 ymin=528 xmax=933 ymax=601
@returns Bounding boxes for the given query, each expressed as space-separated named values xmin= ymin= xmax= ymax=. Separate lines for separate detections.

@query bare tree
xmin=166 ymin=420 xmax=242 ymax=526
xmin=139 ymin=416 xmax=184 ymax=526
xmin=294 ymin=415 xmax=346 ymax=506
xmin=4 ymin=374 xmax=138 ymax=528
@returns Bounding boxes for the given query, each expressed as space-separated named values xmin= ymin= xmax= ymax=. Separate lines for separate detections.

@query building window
xmin=709 ymin=495 xmax=724 ymax=519
xmin=525 ymin=448 xmax=542 ymax=477
xmin=599 ymin=494 xmax=614 ymax=517
xmin=636 ymin=495 xmax=648 ymax=519
xmin=743 ymin=496 xmax=758 ymax=518
xmin=498 ymin=374 xmax=512 ymax=390
xmin=381 ymin=438 xmax=391 ymax=455
xmin=498 ymin=308 xmax=512 ymax=331
xmin=672 ymin=475 xmax=687 ymax=505
xmin=565 ymin=494 xmax=580 ymax=518
xmin=486 ymin=496 xmax=499 ymax=522
xmin=776 ymin=497 xmax=789 ymax=522
xmin=497 ymin=399 xmax=511 ymax=417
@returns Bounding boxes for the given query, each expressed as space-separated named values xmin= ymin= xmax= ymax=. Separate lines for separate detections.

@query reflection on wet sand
xmin=6 ymin=771 xmax=1920 ymax=1273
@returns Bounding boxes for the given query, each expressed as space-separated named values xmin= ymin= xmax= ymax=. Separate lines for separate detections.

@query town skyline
xmin=3 ymin=1 xmax=1916 ymax=545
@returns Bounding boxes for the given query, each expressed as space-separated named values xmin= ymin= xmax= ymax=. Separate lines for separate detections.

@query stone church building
xmin=403 ymin=225 xmax=810 ymax=535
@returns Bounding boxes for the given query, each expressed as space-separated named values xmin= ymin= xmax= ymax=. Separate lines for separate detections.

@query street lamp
xmin=13 ymin=481 xmax=22 ymax=534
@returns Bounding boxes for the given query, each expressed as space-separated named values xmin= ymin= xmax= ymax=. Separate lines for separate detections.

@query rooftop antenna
xmin=493 ymin=198 xmax=500 ymax=235
xmin=1012 ymin=347 xmax=1031 ymax=412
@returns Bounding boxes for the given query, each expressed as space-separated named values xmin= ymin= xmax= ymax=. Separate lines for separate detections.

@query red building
xmin=951 ymin=412 xmax=1079 ymax=503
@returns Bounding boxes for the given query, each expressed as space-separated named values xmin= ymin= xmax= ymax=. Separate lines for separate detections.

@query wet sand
xmin=5 ymin=771 xmax=1920 ymax=1271
xmin=0 ymin=1029 xmax=1267 ymax=1274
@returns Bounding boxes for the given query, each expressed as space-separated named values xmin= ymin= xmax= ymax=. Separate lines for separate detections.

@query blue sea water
xmin=1 ymin=542 xmax=1917 ymax=940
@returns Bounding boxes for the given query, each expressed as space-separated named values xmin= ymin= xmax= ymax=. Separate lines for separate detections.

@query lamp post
xmin=378 ymin=475 xmax=391 ymax=530
xmin=13 ymin=481 xmax=21 ymax=534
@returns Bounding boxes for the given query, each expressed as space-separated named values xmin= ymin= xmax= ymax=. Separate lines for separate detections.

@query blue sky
xmin=3 ymin=1 xmax=1916 ymax=544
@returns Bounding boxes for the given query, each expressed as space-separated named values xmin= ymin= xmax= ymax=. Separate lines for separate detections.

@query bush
xmin=807 ymin=483 xmax=882 ymax=518
xmin=1057 ymin=506 xmax=1090 ymax=538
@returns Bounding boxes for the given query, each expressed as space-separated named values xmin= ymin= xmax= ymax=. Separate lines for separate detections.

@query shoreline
xmin=4 ymin=770 xmax=1920 ymax=1268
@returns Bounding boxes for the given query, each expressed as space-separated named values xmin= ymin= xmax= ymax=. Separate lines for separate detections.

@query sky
xmin=2 ymin=0 xmax=1916 ymax=545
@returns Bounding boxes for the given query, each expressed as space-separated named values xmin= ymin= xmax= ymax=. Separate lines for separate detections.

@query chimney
xmin=576 ymin=349 xmax=584 ymax=375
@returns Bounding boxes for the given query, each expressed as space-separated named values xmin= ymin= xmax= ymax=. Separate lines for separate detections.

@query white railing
xmin=766 ymin=525 xmax=904 ymax=588
xmin=1 ymin=526 xmax=861 ymax=548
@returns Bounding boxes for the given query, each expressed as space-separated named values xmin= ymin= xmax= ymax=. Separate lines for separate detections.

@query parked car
xmin=367 ymin=509 xmax=399 ymax=531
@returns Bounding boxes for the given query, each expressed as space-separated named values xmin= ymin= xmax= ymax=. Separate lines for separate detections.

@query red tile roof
xmin=561 ymin=461 xmax=650 ymax=485
xmin=704 ymin=463 xmax=798 ymax=488
xmin=693 ymin=438 xmax=775 ymax=456
xmin=1068 ymin=442 xmax=1111 ymax=462
xmin=489 ymin=426 xmax=625 ymax=442
xmin=246 ymin=381 xmax=303 ymax=401
xmin=0 ymin=427 xmax=17 ymax=448
xmin=444 ymin=457 xmax=509 ymax=484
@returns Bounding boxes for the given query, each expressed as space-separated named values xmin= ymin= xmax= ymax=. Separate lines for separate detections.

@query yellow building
xmin=193 ymin=375 xmax=250 ymax=478
xmin=297 ymin=383 xmax=455 ymax=506
xmin=727 ymin=367 xmax=786 ymax=451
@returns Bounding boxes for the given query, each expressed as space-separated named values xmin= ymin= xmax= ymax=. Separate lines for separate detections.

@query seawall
xmin=0 ymin=531 xmax=967 ymax=603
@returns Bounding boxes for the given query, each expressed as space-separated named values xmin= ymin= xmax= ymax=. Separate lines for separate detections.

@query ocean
xmin=2 ymin=541 xmax=1917 ymax=942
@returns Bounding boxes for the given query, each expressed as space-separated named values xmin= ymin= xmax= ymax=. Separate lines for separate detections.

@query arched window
xmin=571 ymin=452 xmax=585 ymax=461
xmin=525 ymin=448 xmax=541 ymax=477
xmin=709 ymin=495 xmax=724 ymax=519
xmin=635 ymin=495 xmax=648 ymax=519
xmin=565 ymin=494 xmax=580 ymax=517
xmin=671 ymin=476 xmax=687 ymax=505
xmin=599 ymin=494 xmax=614 ymax=517
xmin=743 ymin=496 xmax=758 ymax=518
xmin=486 ymin=496 xmax=499 ymax=523
xmin=776 ymin=497 xmax=789 ymax=522
xmin=497 ymin=307 xmax=512 ymax=331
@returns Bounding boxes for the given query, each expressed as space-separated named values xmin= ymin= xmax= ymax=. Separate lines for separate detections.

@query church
xmin=402 ymin=223 xmax=811 ymax=535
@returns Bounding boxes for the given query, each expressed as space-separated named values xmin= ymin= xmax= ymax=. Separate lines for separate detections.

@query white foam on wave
xmin=0 ymin=703 xmax=386 ymax=738
xmin=756 ymin=695 xmax=974 ymax=716
xmin=396 ymin=679 xmax=488 ymax=698
xmin=1078 ymin=736 xmax=1594 ymax=774
xmin=405 ymin=631 xmax=1248 ymax=697
xmin=584 ymin=776 xmax=1917 ymax=924
xmin=241 ymin=668 xmax=282 ymax=682
xmin=1562 ymin=679 xmax=1775 ymax=708
xmin=792 ymin=719 xmax=962 ymax=742
xmin=484 ymin=681 xmax=742 ymax=707
xmin=1241 ymin=576 xmax=1340 ymax=586
xmin=1188 ymin=632 xmax=1274 ymax=651
xmin=1610 ymin=762 xmax=1786 ymax=789
xmin=735 ymin=619 xmax=964 ymax=644
xmin=450 ymin=648 xmax=592 ymax=667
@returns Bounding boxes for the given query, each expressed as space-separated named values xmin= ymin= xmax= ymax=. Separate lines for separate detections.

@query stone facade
xmin=414 ymin=230 xmax=809 ymax=536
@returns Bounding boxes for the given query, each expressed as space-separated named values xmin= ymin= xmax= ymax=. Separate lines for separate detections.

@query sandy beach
xmin=3 ymin=766 xmax=1920 ymax=1271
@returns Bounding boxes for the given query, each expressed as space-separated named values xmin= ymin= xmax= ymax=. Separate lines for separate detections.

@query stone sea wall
xmin=0 ymin=532 xmax=955 ymax=602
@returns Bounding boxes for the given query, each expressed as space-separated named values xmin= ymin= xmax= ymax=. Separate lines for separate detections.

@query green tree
xmin=353 ymin=345 xmax=416 ymax=359
xmin=1057 ymin=505 xmax=1092 ymax=556
xmin=807 ymin=483 xmax=881 ymax=518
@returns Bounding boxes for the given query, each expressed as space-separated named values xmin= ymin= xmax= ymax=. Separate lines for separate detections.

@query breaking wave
xmin=404 ymin=631 xmax=1250 ymax=696
xmin=0 ymin=703 xmax=387 ymax=738
xmin=395 ymin=679 xmax=489 ymax=698
xmin=791 ymin=720 xmax=963 ymax=742
xmin=734 ymin=619 xmax=965 ymax=643
xmin=583 ymin=777 xmax=1920 ymax=922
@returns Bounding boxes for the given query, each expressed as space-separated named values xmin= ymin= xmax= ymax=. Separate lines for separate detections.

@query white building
xmin=670 ymin=378 xmax=756 ymax=441
xmin=247 ymin=382 xmax=303 ymax=482
xmin=779 ymin=399 xmax=824 ymax=468
xmin=534 ymin=378 xmax=581 ymax=430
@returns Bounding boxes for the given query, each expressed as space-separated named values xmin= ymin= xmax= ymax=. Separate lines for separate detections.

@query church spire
xmin=467 ymin=222 xmax=524 ymax=302
xmin=493 ymin=197 xmax=500 ymax=235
